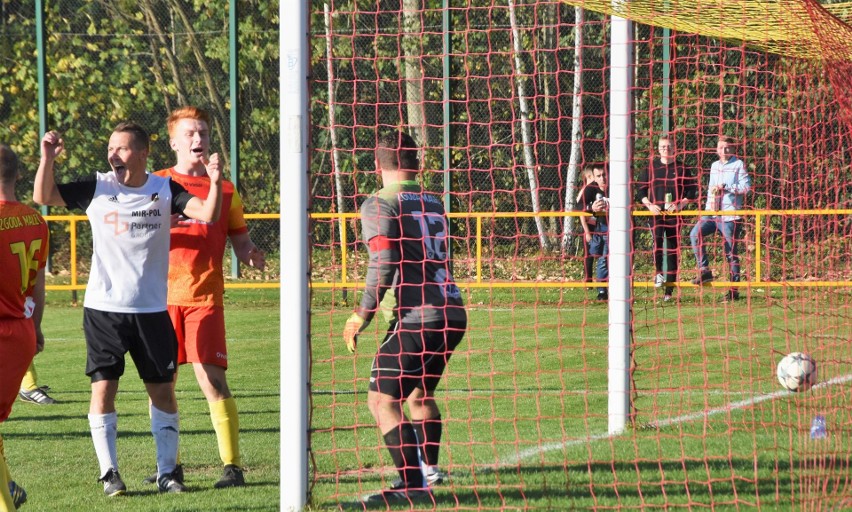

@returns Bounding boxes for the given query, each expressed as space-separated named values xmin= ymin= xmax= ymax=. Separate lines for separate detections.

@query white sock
xmin=150 ymin=406 xmax=179 ymax=477
xmin=88 ymin=412 xmax=118 ymax=479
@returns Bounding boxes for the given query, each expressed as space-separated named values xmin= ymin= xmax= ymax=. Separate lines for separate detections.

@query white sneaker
xmin=19 ymin=388 xmax=56 ymax=405
xmin=426 ymin=470 xmax=448 ymax=485
xmin=654 ymin=274 xmax=665 ymax=288
xmin=390 ymin=470 xmax=448 ymax=489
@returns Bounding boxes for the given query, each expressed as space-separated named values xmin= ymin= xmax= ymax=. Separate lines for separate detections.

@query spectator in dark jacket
xmin=636 ymin=135 xmax=698 ymax=301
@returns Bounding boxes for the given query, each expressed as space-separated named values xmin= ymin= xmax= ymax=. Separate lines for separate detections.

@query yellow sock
xmin=20 ymin=361 xmax=37 ymax=392
xmin=0 ymin=435 xmax=10 ymax=481
xmin=209 ymin=398 xmax=241 ymax=467
xmin=0 ymin=435 xmax=17 ymax=511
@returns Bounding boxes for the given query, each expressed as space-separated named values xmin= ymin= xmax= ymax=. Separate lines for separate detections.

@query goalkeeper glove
xmin=343 ymin=312 xmax=366 ymax=353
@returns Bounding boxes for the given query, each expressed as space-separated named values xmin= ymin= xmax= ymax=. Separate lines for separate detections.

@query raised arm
xmin=181 ymin=153 xmax=223 ymax=223
xmin=34 ymin=131 xmax=68 ymax=207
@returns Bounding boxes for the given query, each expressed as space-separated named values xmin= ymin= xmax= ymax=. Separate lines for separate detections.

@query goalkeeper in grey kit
xmin=342 ymin=130 xmax=467 ymax=506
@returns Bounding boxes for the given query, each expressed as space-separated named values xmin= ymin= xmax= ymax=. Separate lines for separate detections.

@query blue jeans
xmin=689 ymin=217 xmax=742 ymax=282
xmin=589 ymin=224 xmax=608 ymax=293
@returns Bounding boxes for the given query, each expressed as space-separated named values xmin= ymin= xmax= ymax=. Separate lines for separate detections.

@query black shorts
xmin=369 ymin=319 xmax=466 ymax=399
xmin=83 ymin=308 xmax=178 ymax=384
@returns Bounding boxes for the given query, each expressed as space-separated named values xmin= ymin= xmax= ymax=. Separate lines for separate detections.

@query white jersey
xmin=81 ymin=172 xmax=174 ymax=313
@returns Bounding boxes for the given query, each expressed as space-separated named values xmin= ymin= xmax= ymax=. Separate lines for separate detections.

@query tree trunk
xmin=139 ymin=0 xmax=187 ymax=108
xmin=324 ymin=5 xmax=346 ymax=242
xmin=167 ymin=0 xmax=231 ymax=172
xmin=508 ymin=0 xmax=550 ymax=251
xmin=402 ymin=0 xmax=428 ymax=147
xmin=538 ymin=3 xmax=559 ymax=236
xmin=562 ymin=6 xmax=584 ymax=252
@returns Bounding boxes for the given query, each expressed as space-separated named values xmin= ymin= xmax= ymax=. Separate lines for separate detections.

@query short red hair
xmin=167 ymin=106 xmax=211 ymax=137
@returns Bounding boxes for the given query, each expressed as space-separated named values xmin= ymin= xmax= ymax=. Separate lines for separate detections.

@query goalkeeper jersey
xmin=58 ymin=171 xmax=193 ymax=313
xmin=154 ymin=168 xmax=248 ymax=307
xmin=0 ymin=202 xmax=49 ymax=320
xmin=358 ymin=181 xmax=465 ymax=325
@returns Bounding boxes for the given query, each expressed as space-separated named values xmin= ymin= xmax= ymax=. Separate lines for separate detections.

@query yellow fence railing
xmin=45 ymin=209 xmax=852 ymax=291
xmin=311 ymin=209 xmax=852 ymax=290
xmin=44 ymin=213 xmax=279 ymax=291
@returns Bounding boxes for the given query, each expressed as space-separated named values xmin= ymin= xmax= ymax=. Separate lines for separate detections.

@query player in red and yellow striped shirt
xmin=153 ymin=107 xmax=265 ymax=489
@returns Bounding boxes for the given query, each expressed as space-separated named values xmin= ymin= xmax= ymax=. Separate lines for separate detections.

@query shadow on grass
xmin=321 ymin=456 xmax=852 ymax=510
xmin=5 ymin=425 xmax=280 ymax=440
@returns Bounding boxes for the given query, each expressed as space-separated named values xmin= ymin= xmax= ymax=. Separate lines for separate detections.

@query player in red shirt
xmin=151 ymin=106 xmax=265 ymax=488
xmin=0 ymin=144 xmax=49 ymax=509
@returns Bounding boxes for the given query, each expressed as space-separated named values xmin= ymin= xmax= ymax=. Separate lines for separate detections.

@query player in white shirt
xmin=34 ymin=123 xmax=223 ymax=496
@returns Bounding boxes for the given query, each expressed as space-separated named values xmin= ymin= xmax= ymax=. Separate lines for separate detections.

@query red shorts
xmin=167 ymin=305 xmax=228 ymax=368
xmin=0 ymin=319 xmax=36 ymax=421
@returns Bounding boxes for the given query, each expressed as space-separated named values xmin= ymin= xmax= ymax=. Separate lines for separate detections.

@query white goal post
xmin=280 ymin=0 xmax=309 ymax=510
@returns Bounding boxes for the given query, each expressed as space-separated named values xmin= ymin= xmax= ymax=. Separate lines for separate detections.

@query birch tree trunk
xmin=561 ymin=6 xmax=584 ymax=252
xmin=324 ymin=5 xmax=346 ymax=241
xmin=508 ymin=0 xmax=550 ymax=251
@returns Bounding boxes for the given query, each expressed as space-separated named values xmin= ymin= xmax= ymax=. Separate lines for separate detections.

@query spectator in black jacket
xmin=578 ymin=166 xmax=609 ymax=301
xmin=636 ymin=135 xmax=698 ymax=300
xmin=576 ymin=166 xmax=597 ymax=283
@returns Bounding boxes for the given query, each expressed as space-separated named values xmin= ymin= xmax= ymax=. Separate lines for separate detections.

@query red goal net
xmin=309 ymin=1 xmax=852 ymax=509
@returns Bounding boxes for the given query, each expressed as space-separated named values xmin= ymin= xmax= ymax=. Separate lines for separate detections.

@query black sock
xmin=412 ymin=416 xmax=442 ymax=467
xmin=383 ymin=423 xmax=424 ymax=488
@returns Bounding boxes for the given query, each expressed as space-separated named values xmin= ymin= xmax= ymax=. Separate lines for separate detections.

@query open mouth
xmin=191 ymin=147 xmax=204 ymax=156
xmin=113 ymin=165 xmax=126 ymax=174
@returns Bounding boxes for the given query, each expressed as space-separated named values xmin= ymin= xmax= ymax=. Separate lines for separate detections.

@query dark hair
xmin=719 ymin=136 xmax=736 ymax=145
xmin=376 ymin=130 xmax=419 ymax=172
xmin=588 ymin=164 xmax=607 ymax=175
xmin=0 ymin=144 xmax=19 ymax=185
xmin=113 ymin=121 xmax=150 ymax=151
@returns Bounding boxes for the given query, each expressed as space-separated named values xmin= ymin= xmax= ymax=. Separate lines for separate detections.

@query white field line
xmin=491 ymin=373 xmax=852 ymax=470
xmin=317 ymin=375 xmax=852 ymax=486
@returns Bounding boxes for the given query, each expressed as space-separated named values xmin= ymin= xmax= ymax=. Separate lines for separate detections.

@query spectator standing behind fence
xmin=636 ymin=135 xmax=698 ymax=301
xmin=34 ymin=124 xmax=223 ymax=497
xmin=342 ymin=130 xmax=467 ymax=506
xmin=0 ymin=143 xmax=49 ymax=510
xmin=576 ymin=166 xmax=597 ymax=283
xmin=688 ymin=136 xmax=751 ymax=302
xmin=579 ymin=166 xmax=609 ymax=301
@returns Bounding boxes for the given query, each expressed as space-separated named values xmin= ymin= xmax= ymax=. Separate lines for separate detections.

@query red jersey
xmin=0 ymin=202 xmax=49 ymax=319
xmin=154 ymin=168 xmax=249 ymax=306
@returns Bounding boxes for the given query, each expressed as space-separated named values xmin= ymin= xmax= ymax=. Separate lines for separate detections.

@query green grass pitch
xmin=310 ymin=286 xmax=851 ymax=511
xmin=3 ymin=288 xmax=280 ymax=512
xmin=13 ymin=285 xmax=848 ymax=510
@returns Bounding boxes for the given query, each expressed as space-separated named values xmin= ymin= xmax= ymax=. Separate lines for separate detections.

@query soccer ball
xmin=776 ymin=352 xmax=817 ymax=392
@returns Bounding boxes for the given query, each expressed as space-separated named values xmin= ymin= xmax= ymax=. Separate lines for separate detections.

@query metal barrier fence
xmin=46 ymin=209 xmax=851 ymax=291
xmin=44 ymin=213 xmax=280 ymax=291
xmin=318 ymin=209 xmax=851 ymax=290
